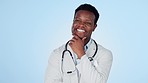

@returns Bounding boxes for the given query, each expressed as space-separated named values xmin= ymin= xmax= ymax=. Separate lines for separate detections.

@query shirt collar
xmin=84 ymin=39 xmax=92 ymax=51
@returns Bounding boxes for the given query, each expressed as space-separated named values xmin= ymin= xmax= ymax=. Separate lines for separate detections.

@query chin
xmin=72 ymin=32 xmax=85 ymax=39
xmin=75 ymin=33 xmax=82 ymax=37
xmin=78 ymin=35 xmax=86 ymax=39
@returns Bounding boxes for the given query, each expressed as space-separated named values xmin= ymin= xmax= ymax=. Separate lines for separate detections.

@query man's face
xmin=72 ymin=10 xmax=97 ymax=39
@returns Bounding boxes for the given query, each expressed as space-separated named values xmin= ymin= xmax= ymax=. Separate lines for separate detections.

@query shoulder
xmin=52 ymin=44 xmax=65 ymax=54
xmin=97 ymin=44 xmax=113 ymax=60
xmin=92 ymin=39 xmax=112 ymax=56
xmin=98 ymin=44 xmax=112 ymax=54
xmin=48 ymin=44 xmax=65 ymax=62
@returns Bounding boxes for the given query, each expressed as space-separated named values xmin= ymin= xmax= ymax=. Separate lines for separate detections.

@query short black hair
xmin=74 ymin=3 xmax=100 ymax=24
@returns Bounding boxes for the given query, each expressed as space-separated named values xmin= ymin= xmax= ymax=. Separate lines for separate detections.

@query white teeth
xmin=77 ymin=29 xmax=85 ymax=32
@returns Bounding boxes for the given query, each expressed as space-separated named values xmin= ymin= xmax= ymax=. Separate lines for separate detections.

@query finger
xmin=69 ymin=37 xmax=77 ymax=44
xmin=69 ymin=42 xmax=72 ymax=46
xmin=69 ymin=39 xmax=75 ymax=43
xmin=82 ymin=37 xmax=87 ymax=43
xmin=69 ymin=40 xmax=73 ymax=46
xmin=72 ymin=36 xmax=77 ymax=40
xmin=73 ymin=35 xmax=80 ymax=40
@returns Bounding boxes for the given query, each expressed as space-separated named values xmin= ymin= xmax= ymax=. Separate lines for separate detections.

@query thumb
xmin=82 ymin=37 xmax=87 ymax=43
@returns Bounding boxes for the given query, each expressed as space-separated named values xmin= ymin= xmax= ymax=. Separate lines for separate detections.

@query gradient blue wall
xmin=0 ymin=0 xmax=148 ymax=83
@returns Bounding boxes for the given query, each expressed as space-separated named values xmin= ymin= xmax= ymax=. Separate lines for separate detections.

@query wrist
xmin=77 ymin=51 xmax=85 ymax=59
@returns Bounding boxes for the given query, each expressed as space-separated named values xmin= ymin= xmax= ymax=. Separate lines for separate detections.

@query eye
xmin=84 ymin=22 xmax=92 ymax=27
xmin=73 ymin=19 xmax=81 ymax=25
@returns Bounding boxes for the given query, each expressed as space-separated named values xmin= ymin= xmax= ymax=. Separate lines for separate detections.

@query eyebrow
xmin=74 ymin=17 xmax=92 ymax=22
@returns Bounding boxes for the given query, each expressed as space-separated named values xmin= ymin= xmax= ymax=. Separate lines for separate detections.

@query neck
xmin=84 ymin=37 xmax=90 ymax=46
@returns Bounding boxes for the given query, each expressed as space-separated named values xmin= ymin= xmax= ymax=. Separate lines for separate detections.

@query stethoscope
xmin=61 ymin=39 xmax=98 ymax=74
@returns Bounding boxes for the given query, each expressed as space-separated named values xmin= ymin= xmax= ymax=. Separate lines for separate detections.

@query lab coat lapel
xmin=62 ymin=44 xmax=79 ymax=83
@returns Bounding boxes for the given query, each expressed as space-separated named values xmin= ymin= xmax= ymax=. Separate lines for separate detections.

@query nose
xmin=77 ymin=21 xmax=85 ymax=28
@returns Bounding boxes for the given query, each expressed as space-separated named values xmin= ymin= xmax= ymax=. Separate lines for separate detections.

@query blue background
xmin=0 ymin=0 xmax=148 ymax=83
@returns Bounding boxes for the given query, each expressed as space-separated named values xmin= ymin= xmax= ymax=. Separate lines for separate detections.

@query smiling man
xmin=45 ymin=4 xmax=113 ymax=83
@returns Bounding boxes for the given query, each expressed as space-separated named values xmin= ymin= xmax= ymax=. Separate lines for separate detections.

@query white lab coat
xmin=45 ymin=40 xmax=113 ymax=83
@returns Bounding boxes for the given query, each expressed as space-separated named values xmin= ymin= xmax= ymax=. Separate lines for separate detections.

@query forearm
xmin=76 ymin=53 xmax=113 ymax=83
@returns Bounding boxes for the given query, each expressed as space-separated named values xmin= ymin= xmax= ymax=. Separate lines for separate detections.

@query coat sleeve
xmin=76 ymin=48 xmax=113 ymax=83
xmin=44 ymin=49 xmax=63 ymax=83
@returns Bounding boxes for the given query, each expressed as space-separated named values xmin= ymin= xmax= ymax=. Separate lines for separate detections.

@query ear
xmin=93 ymin=24 xmax=97 ymax=31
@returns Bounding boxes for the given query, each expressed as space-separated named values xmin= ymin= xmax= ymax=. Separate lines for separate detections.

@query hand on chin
xmin=73 ymin=33 xmax=85 ymax=40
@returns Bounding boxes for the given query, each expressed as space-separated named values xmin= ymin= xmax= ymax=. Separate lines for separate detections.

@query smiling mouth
xmin=77 ymin=29 xmax=85 ymax=32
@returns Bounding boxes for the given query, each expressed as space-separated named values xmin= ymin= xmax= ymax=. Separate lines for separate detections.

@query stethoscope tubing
xmin=61 ymin=39 xmax=98 ymax=73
